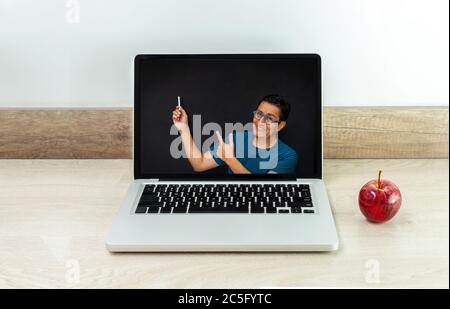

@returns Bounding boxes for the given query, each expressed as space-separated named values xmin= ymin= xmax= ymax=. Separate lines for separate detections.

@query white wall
xmin=0 ymin=0 xmax=448 ymax=108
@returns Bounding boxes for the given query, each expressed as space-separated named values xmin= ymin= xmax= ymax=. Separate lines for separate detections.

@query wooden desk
xmin=0 ymin=159 xmax=448 ymax=288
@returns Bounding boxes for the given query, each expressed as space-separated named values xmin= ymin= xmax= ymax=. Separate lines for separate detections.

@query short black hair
xmin=257 ymin=94 xmax=290 ymax=121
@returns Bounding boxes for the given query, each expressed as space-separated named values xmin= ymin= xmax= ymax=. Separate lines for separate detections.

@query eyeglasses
xmin=252 ymin=110 xmax=280 ymax=124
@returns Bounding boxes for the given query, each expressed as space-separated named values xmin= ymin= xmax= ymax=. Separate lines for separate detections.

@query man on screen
xmin=171 ymin=94 xmax=298 ymax=174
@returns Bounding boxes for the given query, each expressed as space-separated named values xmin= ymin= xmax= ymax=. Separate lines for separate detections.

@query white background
xmin=0 ymin=0 xmax=448 ymax=108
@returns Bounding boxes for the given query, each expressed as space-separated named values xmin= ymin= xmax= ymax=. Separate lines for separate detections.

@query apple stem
xmin=377 ymin=170 xmax=382 ymax=189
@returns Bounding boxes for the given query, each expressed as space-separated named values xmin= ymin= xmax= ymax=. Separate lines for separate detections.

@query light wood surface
xmin=0 ymin=108 xmax=132 ymax=159
xmin=0 ymin=159 xmax=448 ymax=288
xmin=1 ymin=107 xmax=448 ymax=159
xmin=324 ymin=107 xmax=448 ymax=158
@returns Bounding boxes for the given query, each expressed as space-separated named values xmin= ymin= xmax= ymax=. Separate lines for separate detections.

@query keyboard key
xmin=301 ymin=191 xmax=311 ymax=198
xmin=266 ymin=207 xmax=277 ymax=213
xmin=160 ymin=207 xmax=172 ymax=214
xmin=139 ymin=195 xmax=158 ymax=204
xmin=303 ymin=209 xmax=315 ymax=214
xmin=291 ymin=207 xmax=302 ymax=213
xmin=288 ymin=202 xmax=302 ymax=208
xmin=135 ymin=207 xmax=147 ymax=214
xmin=188 ymin=207 xmax=214 ymax=213
xmin=278 ymin=209 xmax=290 ymax=214
xmin=144 ymin=203 xmax=163 ymax=209
xmin=143 ymin=185 xmax=156 ymax=194
xmin=188 ymin=206 xmax=249 ymax=213
xmin=172 ymin=207 xmax=187 ymax=213
xmin=250 ymin=206 xmax=265 ymax=213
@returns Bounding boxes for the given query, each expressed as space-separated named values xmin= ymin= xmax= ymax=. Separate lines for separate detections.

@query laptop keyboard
xmin=135 ymin=184 xmax=315 ymax=214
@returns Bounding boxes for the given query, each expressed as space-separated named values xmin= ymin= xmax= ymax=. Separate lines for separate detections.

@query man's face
xmin=252 ymin=101 xmax=286 ymax=138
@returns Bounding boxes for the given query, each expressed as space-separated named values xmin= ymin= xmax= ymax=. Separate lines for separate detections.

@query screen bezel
xmin=134 ymin=54 xmax=322 ymax=180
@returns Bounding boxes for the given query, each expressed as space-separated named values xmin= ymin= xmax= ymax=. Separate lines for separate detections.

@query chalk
xmin=177 ymin=96 xmax=181 ymax=107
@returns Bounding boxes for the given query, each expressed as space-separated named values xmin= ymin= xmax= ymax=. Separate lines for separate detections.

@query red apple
xmin=358 ymin=170 xmax=402 ymax=223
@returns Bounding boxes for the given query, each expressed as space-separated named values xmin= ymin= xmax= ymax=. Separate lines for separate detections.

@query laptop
xmin=106 ymin=54 xmax=339 ymax=251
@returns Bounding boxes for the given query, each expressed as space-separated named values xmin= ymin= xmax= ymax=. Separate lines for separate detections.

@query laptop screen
xmin=134 ymin=54 xmax=322 ymax=180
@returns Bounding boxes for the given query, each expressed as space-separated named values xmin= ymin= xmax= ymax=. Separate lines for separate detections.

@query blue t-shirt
xmin=210 ymin=131 xmax=298 ymax=174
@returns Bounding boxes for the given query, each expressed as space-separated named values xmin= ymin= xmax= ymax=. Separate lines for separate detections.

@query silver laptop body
xmin=106 ymin=54 xmax=339 ymax=252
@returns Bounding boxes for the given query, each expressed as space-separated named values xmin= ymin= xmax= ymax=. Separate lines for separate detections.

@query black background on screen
xmin=137 ymin=55 xmax=321 ymax=179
